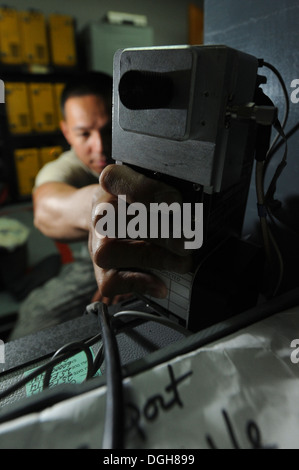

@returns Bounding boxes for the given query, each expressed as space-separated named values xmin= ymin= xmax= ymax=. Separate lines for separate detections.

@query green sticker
xmin=24 ymin=349 xmax=101 ymax=397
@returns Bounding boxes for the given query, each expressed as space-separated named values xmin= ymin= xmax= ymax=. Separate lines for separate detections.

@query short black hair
xmin=60 ymin=71 xmax=113 ymax=117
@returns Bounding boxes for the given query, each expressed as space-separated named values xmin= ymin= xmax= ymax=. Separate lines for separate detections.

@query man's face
xmin=60 ymin=94 xmax=112 ymax=175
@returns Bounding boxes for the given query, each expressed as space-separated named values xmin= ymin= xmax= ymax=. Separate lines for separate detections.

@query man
xmin=34 ymin=71 xmax=191 ymax=302
xmin=33 ymin=72 xmax=113 ymax=241
xmin=10 ymin=72 xmax=191 ymax=339
xmin=10 ymin=72 xmax=115 ymax=339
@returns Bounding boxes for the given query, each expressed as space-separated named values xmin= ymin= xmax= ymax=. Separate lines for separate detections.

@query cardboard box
xmin=5 ymin=82 xmax=32 ymax=134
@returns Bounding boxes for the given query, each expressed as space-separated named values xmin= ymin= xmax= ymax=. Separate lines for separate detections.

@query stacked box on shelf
xmin=53 ymin=83 xmax=65 ymax=124
xmin=39 ymin=146 xmax=62 ymax=166
xmin=48 ymin=14 xmax=77 ymax=67
xmin=14 ymin=148 xmax=40 ymax=196
xmin=14 ymin=146 xmax=62 ymax=197
xmin=5 ymin=83 xmax=32 ymax=134
xmin=19 ymin=10 xmax=49 ymax=66
xmin=0 ymin=7 xmax=23 ymax=65
xmin=28 ymin=83 xmax=57 ymax=132
xmin=0 ymin=8 xmax=77 ymax=68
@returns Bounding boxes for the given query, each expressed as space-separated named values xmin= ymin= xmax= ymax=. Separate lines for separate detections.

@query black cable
xmin=259 ymin=60 xmax=289 ymax=133
xmin=264 ymin=119 xmax=288 ymax=204
xmin=43 ymin=341 xmax=94 ymax=389
xmin=113 ymin=310 xmax=190 ymax=337
xmin=97 ymin=302 xmax=124 ymax=450
xmin=0 ymin=331 xmax=102 ymax=402
xmin=255 ymin=119 xmax=286 ymax=297
xmin=258 ymin=60 xmax=290 ymax=187
xmin=91 ymin=344 xmax=105 ymax=376
xmin=0 ymin=301 xmax=191 ymax=451
xmin=253 ymin=60 xmax=291 ymax=296
xmin=0 ymin=353 xmax=82 ymax=402
xmin=267 ymin=121 xmax=299 ymax=160
xmin=0 ymin=300 xmax=190 ymax=406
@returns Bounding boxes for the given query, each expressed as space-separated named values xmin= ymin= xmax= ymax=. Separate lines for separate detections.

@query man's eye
xmin=78 ymin=132 xmax=90 ymax=138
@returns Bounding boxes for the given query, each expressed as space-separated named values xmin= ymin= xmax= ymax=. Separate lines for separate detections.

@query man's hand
xmin=89 ymin=164 xmax=192 ymax=301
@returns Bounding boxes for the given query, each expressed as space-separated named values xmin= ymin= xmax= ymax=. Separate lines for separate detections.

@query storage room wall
xmin=204 ymin=0 xmax=299 ymax=236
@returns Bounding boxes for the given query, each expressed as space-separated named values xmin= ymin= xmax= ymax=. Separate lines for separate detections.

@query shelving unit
xmin=0 ymin=7 xmax=82 ymax=204
xmin=0 ymin=66 xmax=80 ymax=202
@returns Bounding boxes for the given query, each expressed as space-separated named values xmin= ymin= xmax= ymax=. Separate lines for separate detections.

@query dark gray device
xmin=112 ymin=45 xmax=266 ymax=331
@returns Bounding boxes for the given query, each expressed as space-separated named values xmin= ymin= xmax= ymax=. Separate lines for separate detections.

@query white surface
xmin=0 ymin=305 xmax=299 ymax=449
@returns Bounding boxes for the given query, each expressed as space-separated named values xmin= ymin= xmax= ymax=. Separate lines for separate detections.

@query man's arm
xmin=33 ymin=181 xmax=100 ymax=241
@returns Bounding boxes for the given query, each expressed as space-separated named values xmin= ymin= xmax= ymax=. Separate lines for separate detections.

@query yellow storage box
xmin=0 ymin=7 xmax=22 ymax=64
xmin=5 ymin=82 xmax=32 ymax=134
xmin=19 ymin=10 xmax=49 ymax=65
xmin=39 ymin=146 xmax=63 ymax=166
xmin=53 ymin=83 xmax=65 ymax=125
xmin=14 ymin=148 xmax=40 ymax=196
xmin=28 ymin=83 xmax=57 ymax=132
xmin=48 ymin=14 xmax=76 ymax=66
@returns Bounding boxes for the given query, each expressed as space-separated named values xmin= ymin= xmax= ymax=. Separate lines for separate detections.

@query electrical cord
xmin=0 ymin=331 xmax=103 ymax=403
xmin=0 ymin=300 xmax=191 ymax=450
xmin=257 ymin=62 xmax=289 ymax=225
xmin=113 ymin=309 xmax=191 ymax=337
xmin=94 ymin=302 xmax=191 ymax=449
xmin=96 ymin=302 xmax=124 ymax=449
xmin=255 ymin=124 xmax=286 ymax=297
xmin=264 ymin=119 xmax=287 ymax=297
xmin=258 ymin=59 xmax=289 ymax=163
xmin=260 ymin=117 xmax=299 ymax=249
xmin=42 ymin=341 xmax=95 ymax=389
xmin=253 ymin=59 xmax=291 ymax=297
xmin=255 ymin=160 xmax=272 ymax=261
xmin=264 ymin=119 xmax=288 ymax=204
xmin=268 ymin=121 xmax=299 ymax=159
xmin=0 ymin=304 xmax=189 ymax=403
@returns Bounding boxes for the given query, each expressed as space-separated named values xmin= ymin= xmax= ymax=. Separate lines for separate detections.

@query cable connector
xmin=226 ymin=103 xmax=278 ymax=126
